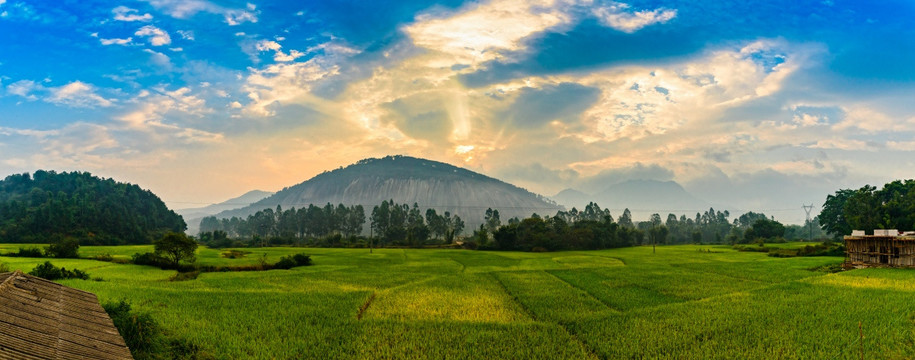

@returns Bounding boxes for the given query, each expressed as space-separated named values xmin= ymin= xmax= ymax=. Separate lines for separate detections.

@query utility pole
xmin=802 ymin=204 xmax=814 ymax=241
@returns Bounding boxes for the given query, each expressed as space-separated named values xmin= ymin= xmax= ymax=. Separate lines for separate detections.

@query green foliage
xmin=8 ymin=247 xmax=44 ymax=257
xmin=820 ymin=180 xmax=915 ymax=237
xmin=45 ymin=235 xmax=80 ymax=258
xmin=132 ymin=252 xmax=168 ymax=268
xmin=0 ymin=170 xmax=186 ymax=244
xmin=744 ymin=218 xmax=786 ymax=242
xmin=103 ymin=300 xmax=211 ymax=360
xmin=0 ymin=262 xmax=9 ymax=272
xmin=273 ymin=253 xmax=312 ymax=269
xmin=492 ymin=214 xmax=634 ymax=251
xmin=154 ymin=232 xmax=198 ymax=268
xmin=28 ymin=261 xmax=89 ymax=280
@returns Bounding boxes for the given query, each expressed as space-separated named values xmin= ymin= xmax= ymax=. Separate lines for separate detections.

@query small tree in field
xmin=154 ymin=232 xmax=197 ymax=268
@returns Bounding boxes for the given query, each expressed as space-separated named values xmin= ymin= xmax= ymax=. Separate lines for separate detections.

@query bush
xmin=46 ymin=236 xmax=80 ymax=258
xmin=273 ymin=256 xmax=297 ymax=270
xmin=292 ymin=253 xmax=311 ymax=266
xmin=104 ymin=300 xmax=163 ymax=357
xmin=28 ymin=261 xmax=89 ymax=280
xmin=0 ymin=262 xmax=9 ymax=272
xmin=132 ymin=252 xmax=167 ymax=267
xmin=104 ymin=300 xmax=212 ymax=360
xmin=461 ymin=241 xmax=479 ymax=250
xmin=273 ymin=253 xmax=312 ymax=270
xmin=12 ymin=247 xmax=44 ymax=257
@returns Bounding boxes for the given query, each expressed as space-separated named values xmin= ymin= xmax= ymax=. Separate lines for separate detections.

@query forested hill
xmin=213 ymin=155 xmax=563 ymax=229
xmin=0 ymin=170 xmax=185 ymax=244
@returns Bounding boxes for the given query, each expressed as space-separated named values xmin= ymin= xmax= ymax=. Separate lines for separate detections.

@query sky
xmin=1 ymin=0 xmax=914 ymax=224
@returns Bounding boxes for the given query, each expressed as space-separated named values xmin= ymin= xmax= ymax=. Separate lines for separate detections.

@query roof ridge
xmin=0 ymin=269 xmax=23 ymax=292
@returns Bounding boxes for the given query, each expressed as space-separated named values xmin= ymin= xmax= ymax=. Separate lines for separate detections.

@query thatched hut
xmin=0 ymin=270 xmax=133 ymax=359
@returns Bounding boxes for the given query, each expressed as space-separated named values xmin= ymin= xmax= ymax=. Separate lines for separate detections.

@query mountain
xmin=177 ymin=190 xmax=273 ymax=235
xmin=210 ymin=155 xmax=563 ymax=232
xmin=553 ymin=180 xmax=715 ymax=221
xmin=551 ymin=188 xmax=592 ymax=210
xmin=0 ymin=170 xmax=185 ymax=244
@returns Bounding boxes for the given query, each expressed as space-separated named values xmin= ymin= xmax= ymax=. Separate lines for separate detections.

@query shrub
xmin=0 ymin=262 xmax=9 ymax=272
xmin=28 ymin=261 xmax=89 ymax=280
xmin=14 ymin=247 xmax=44 ymax=257
xmin=104 ymin=300 xmax=164 ymax=357
xmin=273 ymin=256 xmax=297 ymax=270
xmin=45 ymin=236 xmax=80 ymax=258
xmin=292 ymin=253 xmax=311 ymax=266
xmin=132 ymin=252 xmax=167 ymax=267
xmin=274 ymin=254 xmax=312 ymax=270
xmin=103 ymin=300 xmax=213 ymax=360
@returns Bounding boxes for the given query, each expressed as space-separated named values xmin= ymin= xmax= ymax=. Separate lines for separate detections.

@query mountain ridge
xmin=210 ymin=155 xmax=564 ymax=232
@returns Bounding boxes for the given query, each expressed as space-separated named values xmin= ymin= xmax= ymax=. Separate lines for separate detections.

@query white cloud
xmin=177 ymin=30 xmax=195 ymax=40
xmin=255 ymin=40 xmax=306 ymax=62
xmin=143 ymin=49 xmax=173 ymax=69
xmin=100 ymin=37 xmax=132 ymax=46
xmin=135 ymin=25 xmax=171 ymax=46
xmin=143 ymin=0 xmax=257 ymax=25
xmin=404 ymin=0 xmax=570 ymax=66
xmin=113 ymin=6 xmax=152 ymax=21
xmin=6 ymin=80 xmax=38 ymax=99
xmin=834 ymin=106 xmax=915 ymax=133
xmin=118 ymin=86 xmax=221 ymax=143
xmin=47 ymin=81 xmax=114 ymax=108
xmin=592 ymin=2 xmax=677 ymax=33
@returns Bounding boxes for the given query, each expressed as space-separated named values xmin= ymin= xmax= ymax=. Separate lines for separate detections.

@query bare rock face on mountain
xmin=212 ymin=155 xmax=563 ymax=230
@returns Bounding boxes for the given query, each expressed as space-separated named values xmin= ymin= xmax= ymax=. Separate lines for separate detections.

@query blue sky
xmin=1 ymin=0 xmax=914 ymax=223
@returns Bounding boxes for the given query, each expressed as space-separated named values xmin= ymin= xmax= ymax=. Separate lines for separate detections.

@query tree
xmin=618 ymin=208 xmax=633 ymax=228
xmin=154 ymin=232 xmax=198 ymax=268
xmin=45 ymin=235 xmax=79 ymax=258
xmin=744 ymin=218 xmax=785 ymax=242
xmin=484 ymin=208 xmax=501 ymax=234
xmin=819 ymin=188 xmax=855 ymax=239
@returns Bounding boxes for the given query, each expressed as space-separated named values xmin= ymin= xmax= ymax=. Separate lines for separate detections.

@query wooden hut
xmin=844 ymin=230 xmax=915 ymax=268
xmin=0 ymin=270 xmax=133 ymax=359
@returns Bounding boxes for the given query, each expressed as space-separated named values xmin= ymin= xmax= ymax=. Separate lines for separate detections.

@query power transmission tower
xmin=802 ymin=204 xmax=814 ymax=241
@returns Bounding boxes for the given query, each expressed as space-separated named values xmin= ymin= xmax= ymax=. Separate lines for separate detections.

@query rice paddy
xmin=1 ymin=243 xmax=913 ymax=359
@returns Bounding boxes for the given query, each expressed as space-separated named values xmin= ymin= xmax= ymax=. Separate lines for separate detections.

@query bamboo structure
xmin=844 ymin=235 xmax=915 ymax=268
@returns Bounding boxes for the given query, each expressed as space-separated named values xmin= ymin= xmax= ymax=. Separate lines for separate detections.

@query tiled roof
xmin=0 ymin=270 xmax=133 ymax=360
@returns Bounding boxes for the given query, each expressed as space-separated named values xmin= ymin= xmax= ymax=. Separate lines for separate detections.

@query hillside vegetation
xmin=1 ymin=244 xmax=911 ymax=359
xmin=0 ymin=171 xmax=185 ymax=244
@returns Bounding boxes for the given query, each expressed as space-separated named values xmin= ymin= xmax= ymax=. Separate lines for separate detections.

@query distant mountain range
xmin=177 ymin=190 xmax=273 ymax=234
xmin=552 ymin=180 xmax=715 ymax=221
xmin=206 ymin=155 xmax=564 ymax=233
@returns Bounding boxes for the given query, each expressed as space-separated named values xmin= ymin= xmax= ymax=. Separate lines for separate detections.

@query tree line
xmin=199 ymin=199 xmax=819 ymax=250
xmin=0 ymin=170 xmax=186 ymax=245
xmin=198 ymin=200 xmax=465 ymax=248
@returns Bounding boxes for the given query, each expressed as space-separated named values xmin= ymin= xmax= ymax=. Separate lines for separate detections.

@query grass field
xmin=1 ymin=244 xmax=912 ymax=359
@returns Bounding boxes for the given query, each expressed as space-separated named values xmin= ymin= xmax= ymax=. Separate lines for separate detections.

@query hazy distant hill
xmin=212 ymin=155 xmax=563 ymax=231
xmin=178 ymin=190 xmax=273 ymax=234
xmin=554 ymin=180 xmax=714 ymax=221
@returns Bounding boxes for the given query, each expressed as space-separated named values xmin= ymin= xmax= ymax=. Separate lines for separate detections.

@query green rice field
xmin=1 ymin=243 xmax=913 ymax=359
